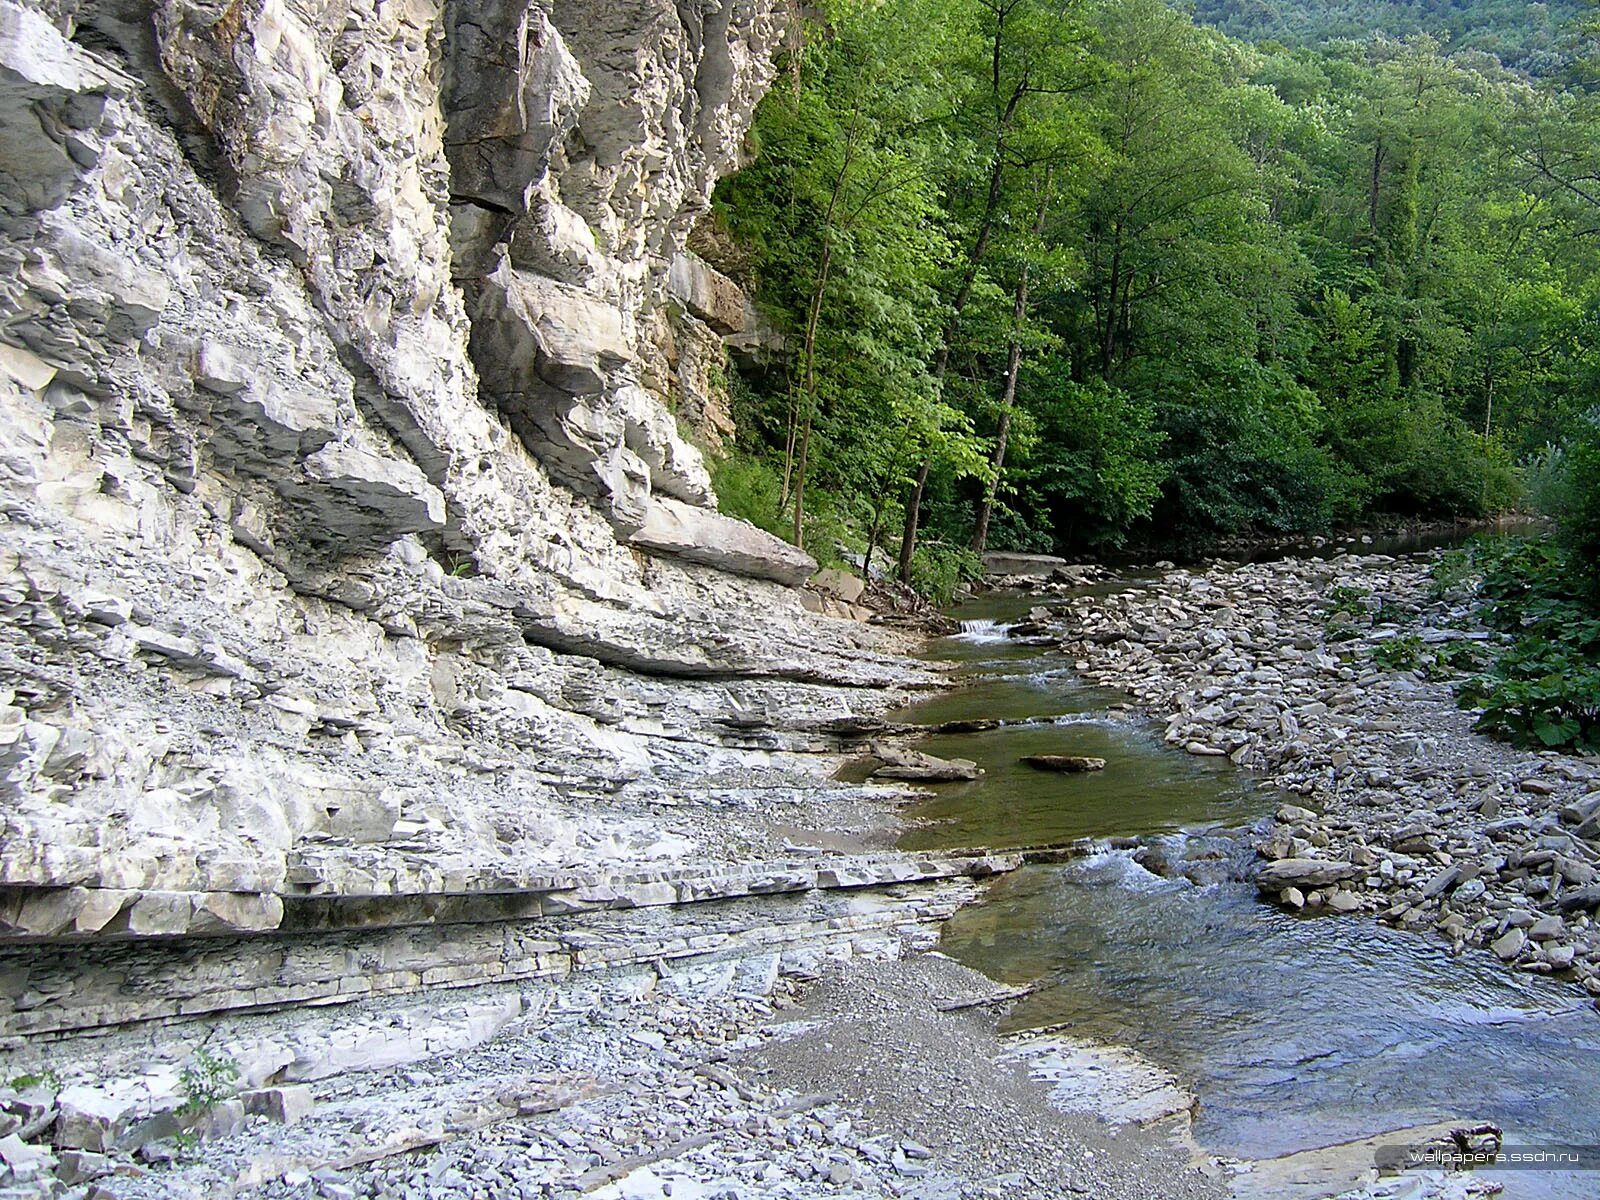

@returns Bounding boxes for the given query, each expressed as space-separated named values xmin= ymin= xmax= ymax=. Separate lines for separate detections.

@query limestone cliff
xmin=0 ymin=0 xmax=934 ymax=977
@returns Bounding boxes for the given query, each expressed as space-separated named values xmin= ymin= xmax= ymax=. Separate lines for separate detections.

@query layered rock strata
xmin=0 ymin=0 xmax=963 ymax=1016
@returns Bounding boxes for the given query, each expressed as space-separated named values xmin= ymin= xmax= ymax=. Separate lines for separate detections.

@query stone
xmin=1279 ymin=887 xmax=1305 ymax=910
xmin=125 ymin=893 xmax=194 ymax=937
xmin=0 ymin=342 xmax=56 ymax=393
xmin=1326 ymin=889 xmax=1361 ymax=913
xmin=1020 ymin=756 xmax=1107 ymax=773
xmin=1562 ymin=793 xmax=1600 ymax=826
xmin=811 ymin=568 xmax=867 ymax=605
xmin=1453 ymin=878 xmax=1486 ymax=905
xmin=0 ymin=887 xmax=87 ymax=936
xmin=1560 ymin=886 xmax=1600 ymax=914
xmin=1546 ymin=943 xmax=1577 ymax=970
xmin=980 ymin=552 xmax=1070 ymax=578
xmin=0 ymin=0 xmax=121 ymax=214
xmin=1529 ymin=915 xmax=1566 ymax=941
xmin=0 ymin=1132 xmax=51 ymax=1181
xmin=631 ymin=497 xmax=817 ymax=586
xmin=54 ymin=1149 xmax=111 ymax=1185
xmin=934 ymin=719 xmax=1001 ymax=734
xmin=1256 ymin=859 xmax=1362 ymax=892
xmin=870 ymin=748 xmax=982 ymax=783
xmin=297 ymin=444 xmax=448 ymax=541
xmin=193 ymin=340 xmax=252 ymax=395
xmin=190 ymin=892 xmax=284 ymax=934
xmin=240 ymin=1086 xmax=315 ymax=1127
xmin=54 ymin=1086 xmax=140 ymax=1152
xmin=1420 ymin=865 xmax=1462 ymax=901
xmin=1491 ymin=928 xmax=1527 ymax=960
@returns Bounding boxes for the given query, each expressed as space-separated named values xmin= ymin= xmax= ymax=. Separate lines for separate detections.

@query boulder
xmin=870 ymin=748 xmax=981 ymax=783
xmin=933 ymin=719 xmax=1000 ymax=734
xmin=240 ymin=1086 xmax=314 ymax=1127
xmin=980 ymin=552 xmax=1069 ymax=578
xmin=1490 ymin=927 xmax=1527 ymax=960
xmin=1558 ymin=885 xmax=1600 ymax=914
xmin=631 ymin=498 xmax=816 ymax=586
xmin=1021 ymin=755 xmax=1107 ymax=773
xmin=1561 ymin=792 xmax=1600 ymax=826
xmin=0 ymin=0 xmax=121 ymax=215
xmin=1255 ymin=858 xmax=1361 ymax=893
xmin=811 ymin=568 xmax=866 ymax=605
xmin=1326 ymin=889 xmax=1361 ymax=913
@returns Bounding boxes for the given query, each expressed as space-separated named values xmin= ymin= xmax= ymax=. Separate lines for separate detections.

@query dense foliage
xmin=1453 ymin=536 xmax=1600 ymax=752
xmin=1193 ymin=0 xmax=1581 ymax=74
xmin=703 ymin=0 xmax=1600 ymax=577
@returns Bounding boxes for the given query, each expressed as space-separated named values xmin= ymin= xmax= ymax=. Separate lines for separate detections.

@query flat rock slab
xmin=870 ymin=746 xmax=982 ymax=783
xmin=870 ymin=761 xmax=983 ymax=783
xmin=1255 ymin=858 xmax=1362 ymax=892
xmin=997 ymin=1034 xmax=1196 ymax=1127
xmin=1021 ymin=755 xmax=1107 ymax=773
xmin=933 ymin=719 xmax=1001 ymax=734
xmin=1230 ymin=1120 xmax=1495 ymax=1200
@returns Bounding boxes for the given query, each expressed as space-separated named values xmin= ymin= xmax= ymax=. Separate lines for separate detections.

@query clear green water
xmin=903 ymin=613 xmax=1600 ymax=1200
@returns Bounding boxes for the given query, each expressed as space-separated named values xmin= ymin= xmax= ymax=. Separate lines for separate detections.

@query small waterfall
xmin=954 ymin=618 xmax=1015 ymax=643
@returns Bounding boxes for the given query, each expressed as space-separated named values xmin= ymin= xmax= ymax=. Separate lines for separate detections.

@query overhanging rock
xmin=631 ymin=497 xmax=816 ymax=586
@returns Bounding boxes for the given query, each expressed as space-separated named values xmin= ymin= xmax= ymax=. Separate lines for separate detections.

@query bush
xmin=910 ymin=540 xmax=983 ymax=605
xmin=1455 ymin=537 xmax=1600 ymax=752
xmin=178 ymin=1050 xmax=239 ymax=1115
xmin=710 ymin=452 xmax=788 ymax=538
xmin=1564 ymin=418 xmax=1600 ymax=596
xmin=1371 ymin=634 xmax=1425 ymax=671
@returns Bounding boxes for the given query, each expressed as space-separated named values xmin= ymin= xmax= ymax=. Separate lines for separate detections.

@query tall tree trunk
xmin=898 ymin=458 xmax=932 ymax=584
xmin=791 ymin=239 xmax=835 ymax=549
xmin=901 ymin=133 xmax=1014 ymax=583
xmin=780 ymin=105 xmax=861 ymax=520
xmin=1099 ymin=223 xmax=1124 ymax=379
xmin=969 ymin=351 xmax=1020 ymax=555
xmin=933 ymin=149 xmax=1009 ymax=378
xmin=1483 ymin=361 xmax=1495 ymax=440
xmin=971 ymin=170 xmax=1052 ymax=555
xmin=899 ymin=60 xmax=1028 ymax=583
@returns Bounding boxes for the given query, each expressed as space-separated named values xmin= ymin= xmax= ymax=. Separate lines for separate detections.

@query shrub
xmin=710 ymin=452 xmax=788 ymax=538
xmin=910 ymin=540 xmax=983 ymax=605
xmin=178 ymin=1049 xmax=239 ymax=1116
xmin=1456 ymin=536 xmax=1600 ymax=752
xmin=1371 ymin=634 xmax=1425 ymax=671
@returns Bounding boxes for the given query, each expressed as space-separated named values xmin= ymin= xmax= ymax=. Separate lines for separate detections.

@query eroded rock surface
xmin=0 ymin=0 xmax=948 ymax=963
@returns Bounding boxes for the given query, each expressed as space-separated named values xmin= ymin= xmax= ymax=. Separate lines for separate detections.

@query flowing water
xmin=898 ymin=601 xmax=1600 ymax=1199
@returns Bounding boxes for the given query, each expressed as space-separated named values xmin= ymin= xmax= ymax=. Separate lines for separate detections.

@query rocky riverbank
xmin=1043 ymin=551 xmax=1600 ymax=996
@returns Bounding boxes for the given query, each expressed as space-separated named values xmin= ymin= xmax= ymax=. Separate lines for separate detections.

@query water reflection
xmin=941 ymin=858 xmax=1600 ymax=1200
xmin=905 ymin=596 xmax=1600 ymax=1200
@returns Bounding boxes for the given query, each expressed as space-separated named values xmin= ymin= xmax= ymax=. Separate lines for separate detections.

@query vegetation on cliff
xmin=703 ymin=0 xmax=1600 ymax=585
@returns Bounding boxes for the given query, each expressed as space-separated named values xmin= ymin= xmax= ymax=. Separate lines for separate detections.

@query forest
xmin=699 ymin=0 xmax=1599 ymax=597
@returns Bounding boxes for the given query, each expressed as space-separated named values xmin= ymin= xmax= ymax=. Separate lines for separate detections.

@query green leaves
xmin=708 ymin=0 xmax=1594 ymax=585
xmin=1454 ymin=537 xmax=1600 ymax=753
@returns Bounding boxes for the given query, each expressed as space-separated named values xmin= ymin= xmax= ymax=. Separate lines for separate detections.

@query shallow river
xmin=896 ymin=585 xmax=1600 ymax=1200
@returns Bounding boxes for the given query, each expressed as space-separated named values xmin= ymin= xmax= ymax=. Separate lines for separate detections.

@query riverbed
xmin=899 ymin=579 xmax=1600 ymax=1200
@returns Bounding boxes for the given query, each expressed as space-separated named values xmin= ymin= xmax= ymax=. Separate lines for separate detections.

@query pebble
xmin=1048 ymin=550 xmax=1600 ymax=997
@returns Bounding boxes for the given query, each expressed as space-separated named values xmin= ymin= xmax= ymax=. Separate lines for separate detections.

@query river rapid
xmin=898 ymin=568 xmax=1600 ymax=1200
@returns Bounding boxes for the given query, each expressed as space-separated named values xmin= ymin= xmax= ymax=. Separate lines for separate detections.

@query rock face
xmin=0 ymin=0 xmax=950 ymax=980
